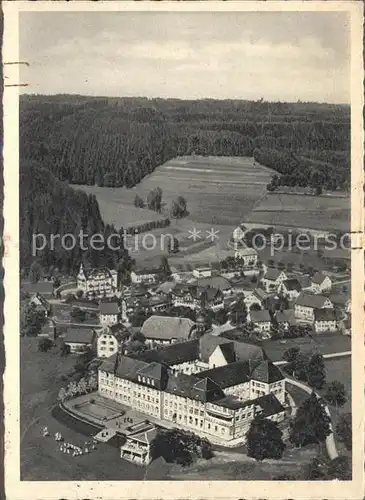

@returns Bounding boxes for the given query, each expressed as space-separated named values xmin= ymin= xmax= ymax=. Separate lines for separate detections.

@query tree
xmin=167 ymin=236 xmax=179 ymax=254
xmin=150 ymin=428 xmax=213 ymax=466
xmin=61 ymin=343 xmax=71 ymax=356
xmin=160 ymin=256 xmax=171 ymax=280
xmin=324 ymin=380 xmax=347 ymax=408
xmin=147 ymin=187 xmax=163 ymax=212
xmin=38 ymin=337 xmax=53 ymax=352
xmin=28 ymin=261 xmax=43 ymax=284
xmin=289 ymin=393 xmax=331 ymax=448
xmin=327 ymin=456 xmax=351 ymax=480
xmin=336 ymin=412 xmax=352 ymax=450
xmin=134 ymin=194 xmax=145 ymax=208
xmin=71 ymin=307 xmax=86 ymax=323
xmin=21 ymin=303 xmax=47 ymax=337
xmin=315 ymin=185 xmax=323 ymax=196
xmin=306 ymin=353 xmax=326 ymax=389
xmin=250 ymin=303 xmax=261 ymax=312
xmin=130 ymin=330 xmax=146 ymax=344
xmin=171 ymin=195 xmax=187 ymax=218
xmin=246 ymin=415 xmax=285 ymax=460
xmin=283 ymin=347 xmax=300 ymax=364
xmin=230 ymin=299 xmax=247 ymax=326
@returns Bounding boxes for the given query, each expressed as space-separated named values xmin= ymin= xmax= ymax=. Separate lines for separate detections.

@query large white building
xmin=77 ymin=264 xmax=118 ymax=300
xmin=98 ymin=334 xmax=285 ymax=444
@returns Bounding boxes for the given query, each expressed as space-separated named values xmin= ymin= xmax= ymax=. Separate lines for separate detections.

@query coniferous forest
xmin=20 ymin=95 xmax=350 ymax=273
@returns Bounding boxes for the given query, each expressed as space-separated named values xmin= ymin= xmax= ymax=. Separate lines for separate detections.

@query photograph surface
xmin=3 ymin=2 xmax=364 ymax=498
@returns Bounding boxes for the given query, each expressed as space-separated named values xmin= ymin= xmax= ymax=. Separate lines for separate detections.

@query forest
xmin=20 ymin=161 xmax=131 ymax=274
xmin=20 ymin=95 xmax=350 ymax=191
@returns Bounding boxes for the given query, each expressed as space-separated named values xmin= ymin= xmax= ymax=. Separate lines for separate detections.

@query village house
xmin=294 ymin=292 xmax=333 ymax=322
xmin=98 ymin=333 xmax=285 ymax=444
xmin=261 ymin=269 xmax=287 ymax=293
xmin=274 ymin=309 xmax=296 ymax=331
xmin=309 ymin=272 xmax=332 ymax=294
xmin=193 ymin=275 xmax=232 ymax=296
xmin=244 ymin=288 xmax=269 ymax=310
xmin=99 ymin=301 xmax=121 ymax=326
xmin=171 ymin=284 xmax=224 ymax=311
xmin=193 ymin=266 xmax=212 ymax=278
xmin=77 ymin=264 xmax=118 ymax=300
xmin=97 ymin=329 xmax=119 ymax=358
xmin=28 ymin=292 xmax=52 ymax=317
xmin=278 ymin=279 xmax=302 ymax=300
xmin=139 ymin=295 xmax=170 ymax=314
xmin=130 ymin=268 xmax=161 ymax=285
xmin=314 ymin=309 xmax=337 ymax=333
xmin=247 ymin=309 xmax=272 ymax=337
xmin=234 ymin=244 xmax=258 ymax=267
xmin=140 ymin=315 xmax=196 ymax=346
xmin=63 ymin=327 xmax=96 ymax=354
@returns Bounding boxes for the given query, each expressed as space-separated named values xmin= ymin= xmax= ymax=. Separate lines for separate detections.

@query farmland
xmin=78 ymin=155 xmax=350 ymax=267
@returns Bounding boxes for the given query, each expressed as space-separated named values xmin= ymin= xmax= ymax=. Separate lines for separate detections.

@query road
xmin=285 ymin=378 xmax=338 ymax=460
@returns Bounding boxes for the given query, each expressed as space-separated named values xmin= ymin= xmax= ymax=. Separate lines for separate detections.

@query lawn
xmin=20 ymin=337 xmax=145 ymax=480
xmin=168 ymin=446 xmax=317 ymax=480
xmin=261 ymin=333 xmax=351 ymax=362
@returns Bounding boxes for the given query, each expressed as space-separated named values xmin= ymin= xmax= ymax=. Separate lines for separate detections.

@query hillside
xmin=20 ymin=95 xmax=350 ymax=191
xmin=20 ymin=161 xmax=128 ymax=274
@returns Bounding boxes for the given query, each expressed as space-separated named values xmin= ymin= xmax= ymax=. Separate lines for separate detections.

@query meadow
xmin=78 ymin=155 xmax=350 ymax=266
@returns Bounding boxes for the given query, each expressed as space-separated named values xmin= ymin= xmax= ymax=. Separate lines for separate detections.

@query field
xmin=77 ymin=156 xmax=350 ymax=267
xmin=20 ymin=338 xmax=144 ymax=480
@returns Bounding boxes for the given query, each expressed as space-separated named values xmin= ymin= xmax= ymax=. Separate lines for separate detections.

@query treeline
xmin=126 ymin=218 xmax=170 ymax=235
xmin=254 ymin=148 xmax=350 ymax=192
xmin=20 ymin=95 xmax=350 ymax=189
xmin=20 ymin=161 xmax=130 ymax=273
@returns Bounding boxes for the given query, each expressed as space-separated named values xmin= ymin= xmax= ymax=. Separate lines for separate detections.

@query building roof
xmin=196 ymin=286 xmax=223 ymax=302
xmin=81 ymin=266 xmax=114 ymax=279
xmin=217 ymin=342 xmax=236 ymax=364
xmin=235 ymin=247 xmax=258 ymax=257
xmin=193 ymin=276 xmax=232 ymax=291
xmin=249 ymin=309 xmax=271 ymax=323
xmin=264 ymin=268 xmax=285 ymax=281
xmin=312 ymin=271 xmax=330 ymax=285
xmin=64 ymin=328 xmax=95 ymax=344
xmin=129 ymin=427 xmax=158 ymax=445
xmin=155 ymin=281 xmax=177 ymax=295
xmin=133 ymin=340 xmax=200 ymax=366
xmin=199 ymin=333 xmax=265 ymax=364
xmin=295 ymin=292 xmax=330 ymax=309
xmin=275 ymin=309 xmax=296 ymax=326
xmin=282 ymin=279 xmax=301 ymax=292
xmin=137 ymin=361 xmax=167 ymax=381
xmin=314 ymin=308 xmax=336 ymax=322
xmin=255 ymin=393 xmax=285 ymax=417
xmin=196 ymin=360 xmax=253 ymax=388
xmin=99 ymin=301 xmax=120 ymax=315
xmin=298 ymin=275 xmax=312 ymax=288
xmin=133 ymin=268 xmax=161 ymax=276
xmin=253 ymin=288 xmax=270 ymax=302
xmin=23 ymin=281 xmax=54 ymax=296
xmin=140 ymin=315 xmax=196 ymax=341
xmin=140 ymin=296 xmax=169 ymax=308
xmin=250 ymin=360 xmax=284 ymax=384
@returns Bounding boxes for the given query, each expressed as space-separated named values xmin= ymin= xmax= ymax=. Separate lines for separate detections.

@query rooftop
xmin=295 ymin=292 xmax=331 ymax=309
xmin=99 ymin=301 xmax=120 ymax=315
xmin=141 ymin=315 xmax=196 ymax=341
xmin=314 ymin=308 xmax=336 ymax=322
xmin=23 ymin=281 xmax=54 ymax=296
xmin=312 ymin=271 xmax=330 ymax=285
xmin=264 ymin=268 xmax=285 ymax=281
xmin=282 ymin=279 xmax=302 ymax=292
xmin=64 ymin=328 xmax=95 ymax=344
xmin=249 ymin=309 xmax=271 ymax=323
